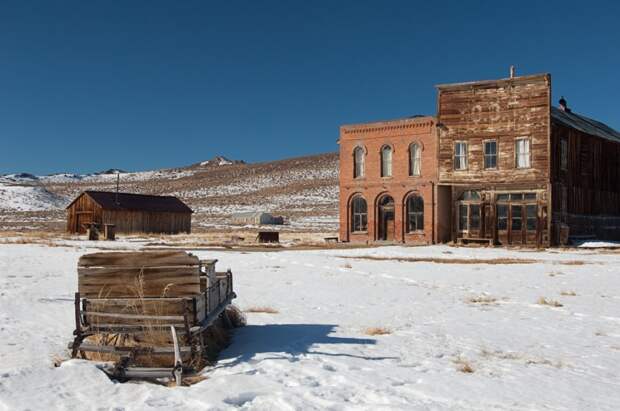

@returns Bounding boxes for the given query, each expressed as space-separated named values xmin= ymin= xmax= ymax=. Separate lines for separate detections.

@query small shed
xmin=231 ymin=212 xmax=284 ymax=225
xmin=66 ymin=191 xmax=192 ymax=234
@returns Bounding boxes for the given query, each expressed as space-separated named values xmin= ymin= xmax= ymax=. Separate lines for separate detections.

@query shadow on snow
xmin=216 ymin=324 xmax=397 ymax=368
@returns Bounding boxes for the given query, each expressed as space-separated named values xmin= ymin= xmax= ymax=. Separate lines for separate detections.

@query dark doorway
xmin=378 ymin=195 xmax=395 ymax=241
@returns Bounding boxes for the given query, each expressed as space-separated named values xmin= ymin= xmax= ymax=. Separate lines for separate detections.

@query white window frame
xmin=381 ymin=145 xmax=393 ymax=177
xmin=483 ymin=139 xmax=498 ymax=170
xmin=409 ymin=143 xmax=421 ymax=176
xmin=454 ymin=141 xmax=468 ymax=171
xmin=515 ymin=137 xmax=531 ymax=169
xmin=353 ymin=146 xmax=365 ymax=179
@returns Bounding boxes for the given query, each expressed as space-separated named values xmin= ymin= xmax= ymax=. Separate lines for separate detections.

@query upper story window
xmin=409 ymin=143 xmax=421 ymax=176
xmin=351 ymin=195 xmax=368 ymax=232
xmin=381 ymin=145 xmax=393 ymax=177
xmin=353 ymin=146 xmax=365 ymax=178
xmin=484 ymin=140 xmax=497 ymax=169
xmin=515 ymin=137 xmax=531 ymax=168
xmin=454 ymin=142 xmax=468 ymax=170
xmin=560 ymin=138 xmax=568 ymax=171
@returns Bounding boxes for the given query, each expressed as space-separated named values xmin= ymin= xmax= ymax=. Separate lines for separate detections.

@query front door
xmin=496 ymin=193 xmax=539 ymax=246
xmin=378 ymin=196 xmax=395 ymax=241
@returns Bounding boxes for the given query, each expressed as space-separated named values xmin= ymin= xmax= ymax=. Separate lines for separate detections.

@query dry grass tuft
xmin=560 ymin=290 xmax=577 ymax=296
xmin=51 ymin=354 xmax=68 ymax=367
xmin=225 ymin=305 xmax=247 ymax=328
xmin=454 ymin=357 xmax=475 ymax=373
xmin=537 ymin=297 xmax=563 ymax=307
xmin=364 ymin=327 xmax=391 ymax=336
xmin=244 ymin=306 xmax=279 ymax=314
xmin=466 ymin=295 xmax=498 ymax=305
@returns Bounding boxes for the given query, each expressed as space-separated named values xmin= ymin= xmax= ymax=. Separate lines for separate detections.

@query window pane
xmin=354 ymin=147 xmax=364 ymax=178
xmin=524 ymin=193 xmax=537 ymax=200
xmin=382 ymin=146 xmax=392 ymax=177
xmin=497 ymin=194 xmax=509 ymax=201
xmin=410 ymin=144 xmax=421 ymax=176
xmin=454 ymin=143 xmax=467 ymax=170
xmin=497 ymin=205 xmax=508 ymax=230
xmin=459 ymin=204 xmax=468 ymax=231
xmin=416 ymin=213 xmax=424 ymax=231
xmin=526 ymin=205 xmax=537 ymax=231
xmin=516 ymin=139 xmax=530 ymax=168
xmin=512 ymin=205 xmax=522 ymax=230
xmin=510 ymin=193 xmax=523 ymax=201
xmin=351 ymin=197 xmax=367 ymax=232
xmin=470 ymin=205 xmax=480 ymax=229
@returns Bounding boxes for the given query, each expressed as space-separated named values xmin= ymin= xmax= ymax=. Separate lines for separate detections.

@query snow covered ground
xmin=0 ymin=243 xmax=619 ymax=410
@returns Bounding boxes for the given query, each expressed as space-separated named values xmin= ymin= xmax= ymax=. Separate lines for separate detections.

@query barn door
xmin=76 ymin=212 xmax=93 ymax=234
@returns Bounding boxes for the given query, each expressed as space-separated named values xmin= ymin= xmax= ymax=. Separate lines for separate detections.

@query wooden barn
xmin=66 ymin=191 xmax=192 ymax=234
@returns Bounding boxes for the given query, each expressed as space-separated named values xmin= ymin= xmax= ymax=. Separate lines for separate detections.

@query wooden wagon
xmin=68 ymin=251 xmax=236 ymax=385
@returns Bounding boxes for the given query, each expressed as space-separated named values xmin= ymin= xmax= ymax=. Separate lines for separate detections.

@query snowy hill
xmin=0 ymin=152 xmax=339 ymax=231
xmin=0 ymin=182 xmax=66 ymax=212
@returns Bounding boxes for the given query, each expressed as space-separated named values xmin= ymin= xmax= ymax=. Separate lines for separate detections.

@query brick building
xmin=339 ymin=70 xmax=620 ymax=246
xmin=338 ymin=116 xmax=438 ymax=244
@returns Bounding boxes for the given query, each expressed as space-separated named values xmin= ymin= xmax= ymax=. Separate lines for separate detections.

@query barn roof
xmin=68 ymin=191 xmax=193 ymax=213
xmin=551 ymin=107 xmax=620 ymax=144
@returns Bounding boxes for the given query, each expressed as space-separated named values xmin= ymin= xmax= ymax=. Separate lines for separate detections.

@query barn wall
xmin=102 ymin=210 xmax=191 ymax=234
xmin=550 ymin=122 xmax=620 ymax=241
xmin=66 ymin=194 xmax=104 ymax=233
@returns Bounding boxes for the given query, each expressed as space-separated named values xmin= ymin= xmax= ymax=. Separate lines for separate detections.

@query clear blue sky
xmin=1 ymin=1 xmax=618 ymax=175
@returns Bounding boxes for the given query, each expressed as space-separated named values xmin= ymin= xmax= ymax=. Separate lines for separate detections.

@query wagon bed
xmin=68 ymin=251 xmax=236 ymax=384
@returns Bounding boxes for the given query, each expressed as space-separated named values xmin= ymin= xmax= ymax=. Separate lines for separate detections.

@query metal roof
xmin=67 ymin=191 xmax=193 ymax=213
xmin=551 ymin=107 xmax=620 ymax=144
xmin=232 ymin=211 xmax=270 ymax=218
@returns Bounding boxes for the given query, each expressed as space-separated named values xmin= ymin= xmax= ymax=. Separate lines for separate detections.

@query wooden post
xmin=71 ymin=292 xmax=83 ymax=358
xmin=104 ymin=224 xmax=116 ymax=241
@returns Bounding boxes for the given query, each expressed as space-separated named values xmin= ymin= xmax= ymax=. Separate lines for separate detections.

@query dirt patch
xmin=339 ymin=255 xmax=591 ymax=265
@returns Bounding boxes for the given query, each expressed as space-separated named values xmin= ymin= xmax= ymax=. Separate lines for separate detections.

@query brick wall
xmin=339 ymin=116 xmax=438 ymax=243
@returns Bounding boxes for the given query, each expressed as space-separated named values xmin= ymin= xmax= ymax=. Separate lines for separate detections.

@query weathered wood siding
xmin=436 ymin=74 xmax=552 ymax=246
xmin=66 ymin=194 xmax=104 ymax=233
xmin=102 ymin=210 xmax=191 ymax=234
xmin=551 ymin=122 xmax=620 ymax=240
xmin=437 ymin=74 xmax=551 ymax=184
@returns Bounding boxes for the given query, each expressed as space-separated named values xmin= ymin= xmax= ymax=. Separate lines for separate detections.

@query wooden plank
xmin=84 ymin=299 xmax=188 ymax=316
xmin=69 ymin=343 xmax=192 ymax=355
xmin=84 ymin=311 xmax=186 ymax=321
xmin=78 ymin=251 xmax=199 ymax=268
xmin=79 ymin=285 xmax=200 ymax=299
xmin=78 ymin=266 xmax=199 ymax=277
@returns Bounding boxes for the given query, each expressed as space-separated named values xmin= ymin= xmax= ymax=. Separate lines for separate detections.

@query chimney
xmin=509 ymin=65 xmax=516 ymax=79
xmin=559 ymin=96 xmax=571 ymax=113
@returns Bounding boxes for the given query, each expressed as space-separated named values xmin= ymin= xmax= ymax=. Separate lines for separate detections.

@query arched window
xmin=353 ymin=146 xmax=365 ymax=178
xmin=351 ymin=195 xmax=368 ymax=232
xmin=409 ymin=143 xmax=421 ymax=176
xmin=406 ymin=194 xmax=424 ymax=232
xmin=381 ymin=145 xmax=392 ymax=177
